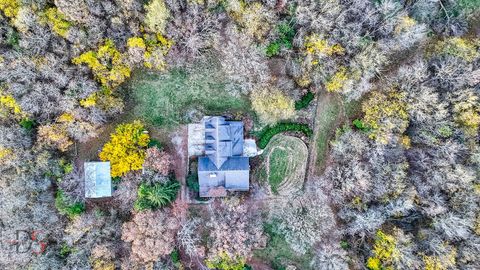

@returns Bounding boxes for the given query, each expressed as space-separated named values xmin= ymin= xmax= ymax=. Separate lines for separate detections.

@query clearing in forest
xmin=308 ymin=92 xmax=361 ymax=177
xmin=254 ymin=134 xmax=308 ymax=195
xmin=128 ymin=56 xmax=250 ymax=128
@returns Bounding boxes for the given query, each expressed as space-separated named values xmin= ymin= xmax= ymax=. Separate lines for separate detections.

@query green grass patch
xmin=254 ymin=135 xmax=307 ymax=195
xmin=130 ymin=56 xmax=250 ymax=128
xmin=315 ymin=98 xmax=341 ymax=170
xmin=315 ymin=95 xmax=362 ymax=171
xmin=254 ymin=222 xmax=313 ymax=269
xmin=257 ymin=123 xmax=313 ymax=149
xmin=344 ymin=98 xmax=362 ymax=118
xmin=268 ymin=148 xmax=289 ymax=193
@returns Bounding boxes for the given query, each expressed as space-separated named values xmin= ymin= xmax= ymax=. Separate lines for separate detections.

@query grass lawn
xmin=254 ymin=134 xmax=308 ymax=195
xmin=314 ymin=95 xmax=341 ymax=170
xmin=313 ymin=93 xmax=362 ymax=173
xmin=128 ymin=56 xmax=251 ymax=128
xmin=268 ymin=148 xmax=289 ymax=193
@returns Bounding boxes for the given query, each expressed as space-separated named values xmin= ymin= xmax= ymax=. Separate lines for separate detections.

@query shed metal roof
xmin=84 ymin=162 xmax=112 ymax=198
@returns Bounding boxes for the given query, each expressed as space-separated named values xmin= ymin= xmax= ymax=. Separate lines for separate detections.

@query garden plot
xmin=254 ymin=134 xmax=308 ymax=196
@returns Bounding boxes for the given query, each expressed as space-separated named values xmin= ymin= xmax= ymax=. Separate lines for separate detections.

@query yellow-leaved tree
xmin=362 ymin=90 xmax=409 ymax=144
xmin=366 ymin=229 xmax=400 ymax=270
xmin=127 ymin=33 xmax=173 ymax=70
xmin=0 ymin=92 xmax=26 ymax=121
xmin=304 ymin=34 xmax=345 ymax=58
xmin=99 ymin=121 xmax=150 ymax=177
xmin=452 ymin=89 xmax=480 ymax=137
xmin=325 ymin=66 xmax=350 ymax=93
xmin=0 ymin=145 xmax=13 ymax=165
xmin=144 ymin=0 xmax=170 ymax=34
xmin=37 ymin=124 xmax=73 ymax=152
xmin=251 ymin=87 xmax=295 ymax=125
xmin=0 ymin=0 xmax=20 ymax=20
xmin=433 ymin=37 xmax=479 ymax=62
xmin=226 ymin=1 xmax=273 ymax=40
xmin=72 ymin=39 xmax=131 ymax=89
xmin=43 ymin=7 xmax=72 ymax=38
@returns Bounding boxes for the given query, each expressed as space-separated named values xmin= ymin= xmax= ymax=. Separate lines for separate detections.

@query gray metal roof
xmin=198 ymin=156 xmax=249 ymax=171
xmin=229 ymin=121 xmax=244 ymax=156
xmin=197 ymin=116 xmax=249 ymax=197
xmin=225 ymin=171 xmax=250 ymax=190
xmin=204 ymin=116 xmax=244 ymax=168
xmin=84 ymin=162 xmax=112 ymax=198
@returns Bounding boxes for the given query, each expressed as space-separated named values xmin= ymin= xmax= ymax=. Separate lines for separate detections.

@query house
xmin=84 ymin=161 xmax=112 ymax=198
xmin=197 ymin=116 xmax=250 ymax=197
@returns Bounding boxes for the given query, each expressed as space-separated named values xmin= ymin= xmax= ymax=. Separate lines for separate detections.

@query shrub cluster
xmin=352 ymin=119 xmax=370 ymax=132
xmin=134 ymin=180 xmax=180 ymax=211
xmin=294 ymin=92 xmax=315 ymax=110
xmin=55 ymin=190 xmax=85 ymax=219
xmin=266 ymin=22 xmax=295 ymax=57
xmin=251 ymin=87 xmax=295 ymax=125
xmin=258 ymin=123 xmax=313 ymax=149
xmin=186 ymin=173 xmax=199 ymax=192
xmin=205 ymin=251 xmax=247 ymax=270
xmin=147 ymin=139 xmax=163 ymax=149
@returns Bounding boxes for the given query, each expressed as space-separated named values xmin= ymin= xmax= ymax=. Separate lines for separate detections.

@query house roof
xmin=198 ymin=156 xmax=249 ymax=171
xmin=84 ymin=162 xmax=112 ymax=198
xmin=225 ymin=171 xmax=250 ymax=190
xmin=198 ymin=162 xmax=250 ymax=197
xmin=197 ymin=116 xmax=249 ymax=197
xmin=204 ymin=116 xmax=244 ymax=168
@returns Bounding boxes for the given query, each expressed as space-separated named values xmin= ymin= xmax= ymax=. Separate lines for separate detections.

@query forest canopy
xmin=0 ymin=0 xmax=479 ymax=270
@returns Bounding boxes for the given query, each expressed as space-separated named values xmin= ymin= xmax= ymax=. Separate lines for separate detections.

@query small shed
xmin=84 ymin=161 xmax=112 ymax=198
